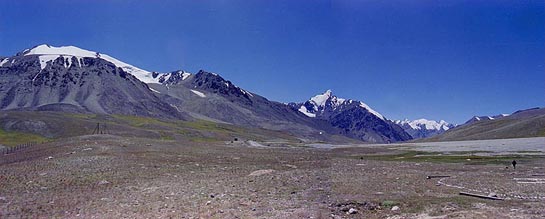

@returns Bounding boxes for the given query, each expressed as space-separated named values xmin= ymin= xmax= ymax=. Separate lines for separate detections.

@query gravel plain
xmin=1 ymin=135 xmax=544 ymax=218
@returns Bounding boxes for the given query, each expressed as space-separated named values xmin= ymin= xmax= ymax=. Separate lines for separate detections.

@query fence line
xmin=0 ymin=141 xmax=38 ymax=155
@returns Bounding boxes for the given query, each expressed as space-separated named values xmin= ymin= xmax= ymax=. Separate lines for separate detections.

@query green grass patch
xmin=187 ymin=136 xmax=219 ymax=142
xmin=112 ymin=114 xmax=178 ymax=128
xmin=180 ymin=120 xmax=245 ymax=133
xmin=66 ymin=113 xmax=97 ymax=120
xmin=0 ymin=128 xmax=49 ymax=147
xmin=403 ymin=196 xmax=476 ymax=215
xmin=515 ymin=150 xmax=542 ymax=154
xmin=381 ymin=200 xmax=398 ymax=209
xmin=158 ymin=131 xmax=175 ymax=141
xmin=357 ymin=151 xmax=544 ymax=165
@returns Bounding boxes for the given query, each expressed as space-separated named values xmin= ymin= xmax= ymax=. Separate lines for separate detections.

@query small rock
xmin=0 ymin=196 xmax=7 ymax=203
xmin=206 ymin=201 xmax=212 ymax=205
xmin=210 ymin=194 xmax=215 ymax=198
xmin=46 ymin=156 xmax=53 ymax=160
xmin=98 ymin=180 xmax=110 ymax=185
xmin=248 ymin=169 xmax=275 ymax=176
xmin=347 ymin=208 xmax=358 ymax=214
xmin=488 ymin=192 xmax=498 ymax=198
xmin=391 ymin=206 xmax=400 ymax=211
xmin=82 ymin=148 xmax=92 ymax=151
xmin=285 ymin=164 xmax=297 ymax=169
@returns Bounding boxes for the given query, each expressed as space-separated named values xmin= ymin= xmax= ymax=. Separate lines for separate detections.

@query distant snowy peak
xmin=299 ymin=90 xmax=385 ymax=120
xmin=19 ymin=44 xmax=191 ymax=85
xmin=310 ymin=89 xmax=345 ymax=107
xmin=394 ymin=119 xmax=454 ymax=131
xmin=155 ymin=70 xmax=192 ymax=85
xmin=464 ymin=113 xmax=510 ymax=125
xmin=393 ymin=118 xmax=456 ymax=139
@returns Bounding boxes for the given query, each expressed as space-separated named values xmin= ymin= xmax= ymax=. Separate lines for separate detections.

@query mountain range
xmin=288 ymin=90 xmax=411 ymax=142
xmin=425 ymin=107 xmax=545 ymax=141
xmin=393 ymin=119 xmax=456 ymax=139
xmin=1 ymin=44 xmax=542 ymax=143
xmin=0 ymin=45 xmax=186 ymax=119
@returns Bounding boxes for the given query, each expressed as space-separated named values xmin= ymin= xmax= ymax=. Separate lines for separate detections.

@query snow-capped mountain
xmin=0 ymin=44 xmax=186 ymax=119
xmin=0 ymin=44 xmax=420 ymax=143
xmin=295 ymin=90 xmax=385 ymax=120
xmin=463 ymin=114 xmax=510 ymax=125
xmin=147 ymin=70 xmax=341 ymax=140
xmin=7 ymin=44 xmax=193 ymax=85
xmin=289 ymin=90 xmax=411 ymax=143
xmin=394 ymin=119 xmax=455 ymax=139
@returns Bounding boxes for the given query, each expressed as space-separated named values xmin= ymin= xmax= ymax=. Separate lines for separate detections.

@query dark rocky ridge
xmin=289 ymin=91 xmax=412 ymax=143
xmin=0 ymin=54 xmax=186 ymax=119
xmin=148 ymin=70 xmax=347 ymax=141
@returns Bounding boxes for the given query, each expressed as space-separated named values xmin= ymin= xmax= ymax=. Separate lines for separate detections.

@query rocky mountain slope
xmin=147 ymin=70 xmax=346 ymax=141
xmin=463 ymin=114 xmax=510 ymax=126
xmin=425 ymin=107 xmax=545 ymax=141
xmin=0 ymin=45 xmax=186 ymax=119
xmin=289 ymin=90 xmax=412 ymax=143
xmin=394 ymin=119 xmax=455 ymax=139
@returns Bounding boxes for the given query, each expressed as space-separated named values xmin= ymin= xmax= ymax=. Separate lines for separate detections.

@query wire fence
xmin=0 ymin=141 xmax=38 ymax=155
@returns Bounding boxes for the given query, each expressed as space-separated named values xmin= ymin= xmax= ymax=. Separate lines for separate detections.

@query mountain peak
xmin=310 ymin=89 xmax=335 ymax=107
xmin=395 ymin=118 xmax=454 ymax=131
xmin=22 ymin=44 xmax=100 ymax=57
xmin=298 ymin=90 xmax=386 ymax=121
xmin=394 ymin=118 xmax=455 ymax=139
xmin=14 ymin=44 xmax=165 ymax=83
xmin=192 ymin=70 xmax=254 ymax=100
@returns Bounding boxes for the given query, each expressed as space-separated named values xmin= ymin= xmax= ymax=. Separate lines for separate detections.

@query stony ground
xmin=1 ymin=135 xmax=544 ymax=218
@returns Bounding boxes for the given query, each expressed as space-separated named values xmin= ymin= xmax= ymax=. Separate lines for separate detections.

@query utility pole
xmin=92 ymin=123 xmax=100 ymax=135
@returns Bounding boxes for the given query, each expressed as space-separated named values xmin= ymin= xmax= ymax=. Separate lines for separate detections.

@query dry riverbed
xmin=1 ymin=135 xmax=544 ymax=218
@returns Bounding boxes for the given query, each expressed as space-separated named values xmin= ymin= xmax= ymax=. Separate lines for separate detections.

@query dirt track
xmin=1 ymin=135 xmax=544 ymax=218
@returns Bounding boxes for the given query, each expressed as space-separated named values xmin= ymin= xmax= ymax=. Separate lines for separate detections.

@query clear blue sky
xmin=1 ymin=0 xmax=543 ymax=124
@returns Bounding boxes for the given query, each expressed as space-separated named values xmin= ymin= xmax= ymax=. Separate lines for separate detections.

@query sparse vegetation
xmin=0 ymin=128 xmax=49 ymax=147
xmin=355 ymin=150 xmax=544 ymax=165
xmin=1 ymin=135 xmax=543 ymax=218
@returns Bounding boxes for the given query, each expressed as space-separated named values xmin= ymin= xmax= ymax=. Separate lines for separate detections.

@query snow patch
xmin=240 ymin=89 xmax=253 ymax=97
xmin=149 ymin=88 xmax=161 ymax=93
xmin=310 ymin=90 xmax=333 ymax=107
xmin=38 ymin=55 xmax=60 ymax=70
xmin=298 ymin=106 xmax=316 ymax=118
xmin=359 ymin=102 xmax=385 ymax=120
xmin=64 ymin=56 xmax=72 ymax=68
xmin=182 ymin=72 xmax=191 ymax=80
xmin=0 ymin=58 xmax=8 ymax=66
xmin=24 ymin=44 xmax=157 ymax=83
xmin=190 ymin=89 xmax=206 ymax=98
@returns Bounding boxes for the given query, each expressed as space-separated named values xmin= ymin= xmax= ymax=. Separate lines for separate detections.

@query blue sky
xmin=1 ymin=0 xmax=543 ymax=124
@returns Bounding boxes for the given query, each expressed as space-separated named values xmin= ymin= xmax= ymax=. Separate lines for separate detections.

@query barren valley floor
xmin=1 ymin=135 xmax=544 ymax=218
